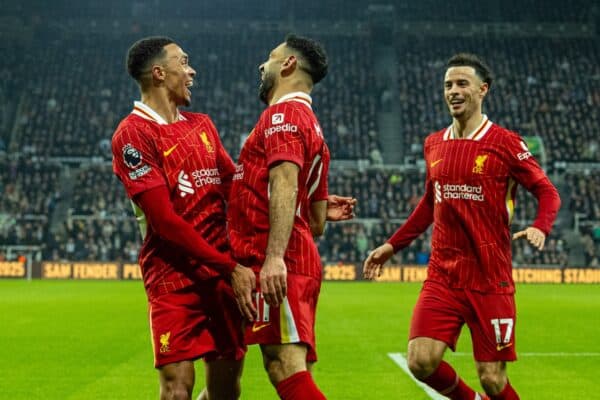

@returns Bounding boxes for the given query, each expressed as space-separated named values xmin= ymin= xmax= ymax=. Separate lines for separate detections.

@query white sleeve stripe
xmin=306 ymin=154 xmax=322 ymax=186
xmin=307 ymin=162 xmax=324 ymax=199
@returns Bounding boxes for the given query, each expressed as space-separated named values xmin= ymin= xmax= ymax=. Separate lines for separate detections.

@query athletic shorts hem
xmin=408 ymin=334 xmax=457 ymax=352
xmin=155 ymin=348 xmax=215 ymax=369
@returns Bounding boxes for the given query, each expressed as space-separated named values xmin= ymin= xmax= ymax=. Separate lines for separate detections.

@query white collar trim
xmin=275 ymin=92 xmax=312 ymax=109
xmin=131 ymin=101 xmax=186 ymax=125
xmin=444 ymin=115 xmax=492 ymax=141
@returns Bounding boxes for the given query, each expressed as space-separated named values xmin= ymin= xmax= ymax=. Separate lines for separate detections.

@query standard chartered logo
xmin=434 ymin=181 xmax=442 ymax=203
xmin=178 ymin=170 xmax=195 ymax=197
xmin=192 ymin=168 xmax=221 ymax=187
xmin=435 ymin=181 xmax=485 ymax=202
xmin=232 ymin=164 xmax=244 ymax=181
xmin=443 ymin=183 xmax=484 ymax=201
xmin=178 ymin=169 xmax=222 ymax=196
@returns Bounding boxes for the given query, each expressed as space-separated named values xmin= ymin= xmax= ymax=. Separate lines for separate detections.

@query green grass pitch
xmin=0 ymin=280 xmax=598 ymax=399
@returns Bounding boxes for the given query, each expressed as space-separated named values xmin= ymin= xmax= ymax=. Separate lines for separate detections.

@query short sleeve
xmin=261 ymin=104 xmax=306 ymax=168
xmin=503 ymin=132 xmax=547 ymax=191
xmin=111 ymin=121 xmax=166 ymax=198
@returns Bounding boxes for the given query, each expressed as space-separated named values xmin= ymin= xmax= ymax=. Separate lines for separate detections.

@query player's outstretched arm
xmin=309 ymin=200 xmax=327 ymax=237
xmin=512 ymin=227 xmax=546 ymax=251
xmin=511 ymin=176 xmax=560 ymax=252
xmin=326 ymin=194 xmax=357 ymax=221
xmin=505 ymin=133 xmax=560 ymax=244
xmin=135 ymin=185 xmax=238 ymax=276
xmin=309 ymin=194 xmax=357 ymax=237
xmin=263 ymin=161 xmax=300 ymax=307
xmin=363 ymin=243 xmax=394 ymax=280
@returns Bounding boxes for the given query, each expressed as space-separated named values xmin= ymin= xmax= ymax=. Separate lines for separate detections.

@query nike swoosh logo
xmin=430 ymin=159 xmax=443 ymax=168
xmin=251 ymin=323 xmax=271 ymax=333
xmin=496 ymin=342 xmax=513 ymax=351
xmin=163 ymin=144 xmax=178 ymax=157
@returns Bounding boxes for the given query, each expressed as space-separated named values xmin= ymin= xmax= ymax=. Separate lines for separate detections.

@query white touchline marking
xmin=446 ymin=352 xmax=600 ymax=357
xmin=388 ymin=352 xmax=600 ymax=399
xmin=387 ymin=353 xmax=448 ymax=400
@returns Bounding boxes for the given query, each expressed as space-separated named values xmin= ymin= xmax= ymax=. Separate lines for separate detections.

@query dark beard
xmin=259 ymin=73 xmax=275 ymax=105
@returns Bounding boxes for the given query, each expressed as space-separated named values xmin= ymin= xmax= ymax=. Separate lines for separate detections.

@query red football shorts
xmin=410 ymin=280 xmax=517 ymax=362
xmin=148 ymin=278 xmax=246 ymax=368
xmin=246 ymin=273 xmax=321 ymax=362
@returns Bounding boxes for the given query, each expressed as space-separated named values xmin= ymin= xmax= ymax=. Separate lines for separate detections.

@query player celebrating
xmin=112 ymin=37 xmax=255 ymax=400
xmin=364 ymin=53 xmax=561 ymax=400
xmin=227 ymin=35 xmax=354 ymax=400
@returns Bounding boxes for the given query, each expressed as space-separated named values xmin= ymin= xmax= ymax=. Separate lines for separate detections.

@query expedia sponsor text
xmin=264 ymin=123 xmax=298 ymax=137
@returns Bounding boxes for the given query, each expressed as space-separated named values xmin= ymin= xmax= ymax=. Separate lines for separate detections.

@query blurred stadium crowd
xmin=1 ymin=1 xmax=599 ymax=267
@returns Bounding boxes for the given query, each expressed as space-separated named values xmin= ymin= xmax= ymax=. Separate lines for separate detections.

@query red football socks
xmin=421 ymin=361 xmax=478 ymax=400
xmin=275 ymin=371 xmax=326 ymax=400
xmin=489 ymin=380 xmax=519 ymax=400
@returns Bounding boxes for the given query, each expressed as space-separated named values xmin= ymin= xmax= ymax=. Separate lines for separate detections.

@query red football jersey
xmin=388 ymin=116 xmax=559 ymax=293
xmin=227 ymin=92 xmax=330 ymax=279
xmin=112 ymin=101 xmax=236 ymax=297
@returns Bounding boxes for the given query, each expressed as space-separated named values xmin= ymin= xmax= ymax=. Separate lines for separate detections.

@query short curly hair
xmin=285 ymin=34 xmax=328 ymax=85
xmin=126 ymin=36 xmax=175 ymax=83
xmin=447 ymin=53 xmax=493 ymax=88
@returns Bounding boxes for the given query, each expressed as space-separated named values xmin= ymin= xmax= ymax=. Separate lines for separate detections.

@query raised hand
xmin=326 ymin=194 xmax=357 ymax=221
